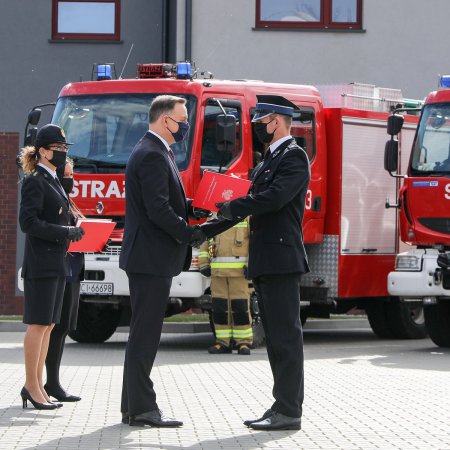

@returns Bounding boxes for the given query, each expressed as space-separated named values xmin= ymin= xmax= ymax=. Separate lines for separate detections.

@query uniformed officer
xmin=18 ymin=124 xmax=84 ymax=410
xmin=198 ymin=218 xmax=253 ymax=355
xmin=204 ymin=95 xmax=311 ymax=431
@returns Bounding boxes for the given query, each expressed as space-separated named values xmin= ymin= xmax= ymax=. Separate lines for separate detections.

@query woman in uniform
xmin=19 ymin=124 xmax=84 ymax=410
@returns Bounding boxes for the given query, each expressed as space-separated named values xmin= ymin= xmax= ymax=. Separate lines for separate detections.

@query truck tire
xmin=424 ymin=300 xmax=450 ymax=347
xmin=386 ymin=298 xmax=427 ymax=339
xmin=69 ymin=301 xmax=121 ymax=343
xmin=366 ymin=301 xmax=395 ymax=338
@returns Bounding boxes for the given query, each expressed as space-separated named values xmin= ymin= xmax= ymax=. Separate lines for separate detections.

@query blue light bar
xmin=176 ymin=62 xmax=191 ymax=79
xmin=97 ymin=64 xmax=112 ymax=81
xmin=439 ymin=75 xmax=450 ymax=88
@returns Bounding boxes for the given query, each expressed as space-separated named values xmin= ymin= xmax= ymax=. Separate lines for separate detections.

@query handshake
xmin=189 ymin=225 xmax=207 ymax=248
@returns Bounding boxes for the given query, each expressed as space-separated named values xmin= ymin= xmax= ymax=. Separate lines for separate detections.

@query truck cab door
xmin=291 ymin=107 xmax=325 ymax=244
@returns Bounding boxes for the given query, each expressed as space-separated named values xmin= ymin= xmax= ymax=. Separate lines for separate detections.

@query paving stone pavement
xmin=0 ymin=322 xmax=450 ymax=450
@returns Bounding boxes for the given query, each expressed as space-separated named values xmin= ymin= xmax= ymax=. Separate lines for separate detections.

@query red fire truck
xmin=22 ymin=63 xmax=422 ymax=343
xmin=384 ymin=76 xmax=450 ymax=347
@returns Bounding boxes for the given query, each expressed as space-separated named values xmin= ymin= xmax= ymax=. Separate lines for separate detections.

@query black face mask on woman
xmin=60 ymin=178 xmax=74 ymax=195
xmin=46 ymin=149 xmax=67 ymax=169
xmin=254 ymin=119 xmax=275 ymax=144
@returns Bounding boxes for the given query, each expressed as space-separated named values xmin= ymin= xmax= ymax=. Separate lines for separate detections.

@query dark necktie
xmin=168 ymin=148 xmax=176 ymax=163
xmin=54 ymin=176 xmax=68 ymax=200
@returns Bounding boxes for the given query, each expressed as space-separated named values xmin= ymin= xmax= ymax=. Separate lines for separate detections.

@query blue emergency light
xmin=97 ymin=64 xmax=113 ymax=81
xmin=439 ymin=75 xmax=450 ymax=88
xmin=176 ymin=62 xmax=191 ymax=79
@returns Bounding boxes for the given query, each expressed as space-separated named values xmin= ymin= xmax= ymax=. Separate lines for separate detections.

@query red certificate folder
xmin=68 ymin=219 xmax=116 ymax=253
xmin=192 ymin=171 xmax=251 ymax=212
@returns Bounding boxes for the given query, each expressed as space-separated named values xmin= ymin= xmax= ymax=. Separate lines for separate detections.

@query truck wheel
xmin=424 ymin=300 xmax=450 ymax=347
xmin=300 ymin=310 xmax=308 ymax=327
xmin=69 ymin=301 xmax=121 ymax=343
xmin=386 ymin=298 xmax=427 ymax=339
xmin=366 ymin=301 xmax=395 ymax=338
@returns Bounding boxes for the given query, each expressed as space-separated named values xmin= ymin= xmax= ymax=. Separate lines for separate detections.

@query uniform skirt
xmin=23 ymin=276 xmax=66 ymax=325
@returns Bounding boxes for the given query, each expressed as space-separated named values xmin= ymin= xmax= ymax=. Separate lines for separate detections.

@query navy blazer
xmin=204 ymin=138 xmax=310 ymax=279
xmin=119 ymin=132 xmax=192 ymax=276
xmin=19 ymin=165 xmax=71 ymax=279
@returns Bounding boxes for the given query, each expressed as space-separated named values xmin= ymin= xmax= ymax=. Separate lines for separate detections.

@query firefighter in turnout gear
xmin=199 ymin=218 xmax=253 ymax=355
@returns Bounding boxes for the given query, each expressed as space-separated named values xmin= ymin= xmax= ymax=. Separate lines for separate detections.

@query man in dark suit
xmin=213 ymin=95 xmax=311 ymax=431
xmin=119 ymin=95 xmax=206 ymax=428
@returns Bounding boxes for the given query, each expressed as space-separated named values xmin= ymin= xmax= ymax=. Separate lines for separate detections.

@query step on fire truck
xmin=384 ymin=75 xmax=450 ymax=347
xmin=22 ymin=63 xmax=421 ymax=343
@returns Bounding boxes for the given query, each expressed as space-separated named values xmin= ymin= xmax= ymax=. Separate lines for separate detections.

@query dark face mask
xmin=169 ymin=119 xmax=190 ymax=143
xmin=46 ymin=150 xmax=67 ymax=168
xmin=60 ymin=177 xmax=74 ymax=195
xmin=254 ymin=119 xmax=275 ymax=144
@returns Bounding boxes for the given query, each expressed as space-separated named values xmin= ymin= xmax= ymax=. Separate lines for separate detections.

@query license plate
xmin=80 ymin=282 xmax=113 ymax=296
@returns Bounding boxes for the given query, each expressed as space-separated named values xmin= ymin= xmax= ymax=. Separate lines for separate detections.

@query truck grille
xmin=86 ymin=244 xmax=121 ymax=256
xmin=418 ymin=218 xmax=450 ymax=235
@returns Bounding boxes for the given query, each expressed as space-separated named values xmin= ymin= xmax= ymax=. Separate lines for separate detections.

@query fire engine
xmin=384 ymin=75 xmax=450 ymax=347
xmin=22 ymin=63 xmax=422 ymax=343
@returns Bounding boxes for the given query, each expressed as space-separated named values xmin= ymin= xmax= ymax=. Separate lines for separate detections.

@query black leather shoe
xmin=243 ymin=408 xmax=274 ymax=427
xmin=129 ymin=409 xmax=183 ymax=428
xmin=44 ymin=385 xmax=81 ymax=402
xmin=121 ymin=413 xmax=129 ymax=424
xmin=249 ymin=412 xmax=301 ymax=430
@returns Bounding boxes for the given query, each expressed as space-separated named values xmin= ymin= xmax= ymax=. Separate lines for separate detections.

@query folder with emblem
xmin=68 ymin=219 xmax=116 ymax=252
xmin=192 ymin=170 xmax=251 ymax=212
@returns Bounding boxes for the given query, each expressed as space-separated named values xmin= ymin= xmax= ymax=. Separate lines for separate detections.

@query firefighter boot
xmin=208 ymin=343 xmax=232 ymax=354
xmin=237 ymin=344 xmax=251 ymax=355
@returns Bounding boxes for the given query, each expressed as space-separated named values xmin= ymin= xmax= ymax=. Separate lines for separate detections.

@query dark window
xmin=256 ymin=0 xmax=362 ymax=30
xmin=250 ymin=108 xmax=316 ymax=162
xmin=52 ymin=0 xmax=120 ymax=41
xmin=201 ymin=102 xmax=242 ymax=171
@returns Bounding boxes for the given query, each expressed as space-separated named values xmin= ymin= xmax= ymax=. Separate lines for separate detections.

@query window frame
xmin=255 ymin=0 xmax=363 ymax=31
xmin=52 ymin=0 xmax=121 ymax=41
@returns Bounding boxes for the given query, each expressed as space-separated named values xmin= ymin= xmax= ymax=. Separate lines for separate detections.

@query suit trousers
xmin=253 ymin=273 xmax=304 ymax=418
xmin=121 ymin=272 xmax=172 ymax=416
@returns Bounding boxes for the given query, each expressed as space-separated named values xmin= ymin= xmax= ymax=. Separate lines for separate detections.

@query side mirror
xmin=384 ymin=139 xmax=399 ymax=172
xmin=27 ymin=109 xmax=42 ymax=126
xmin=24 ymin=127 xmax=38 ymax=147
xmin=387 ymin=114 xmax=404 ymax=136
xmin=216 ymin=114 xmax=236 ymax=153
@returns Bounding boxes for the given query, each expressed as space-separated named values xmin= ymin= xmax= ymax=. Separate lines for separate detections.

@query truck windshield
xmin=52 ymin=94 xmax=196 ymax=172
xmin=411 ymin=102 xmax=450 ymax=175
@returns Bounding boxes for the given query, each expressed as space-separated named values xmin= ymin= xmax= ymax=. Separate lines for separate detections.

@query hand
xmin=66 ymin=226 xmax=85 ymax=242
xmin=215 ymin=202 xmax=233 ymax=220
xmin=192 ymin=207 xmax=212 ymax=219
xmin=200 ymin=267 xmax=211 ymax=277
xmin=189 ymin=226 xmax=207 ymax=247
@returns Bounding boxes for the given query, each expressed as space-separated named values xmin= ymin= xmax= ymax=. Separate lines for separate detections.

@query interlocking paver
xmin=1 ymin=324 xmax=450 ymax=449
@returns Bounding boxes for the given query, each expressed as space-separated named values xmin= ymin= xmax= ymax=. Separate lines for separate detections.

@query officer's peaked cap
xmin=252 ymin=95 xmax=300 ymax=121
xmin=35 ymin=124 xmax=73 ymax=149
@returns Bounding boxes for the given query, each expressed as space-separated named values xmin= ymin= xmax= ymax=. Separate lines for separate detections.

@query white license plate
xmin=80 ymin=282 xmax=113 ymax=296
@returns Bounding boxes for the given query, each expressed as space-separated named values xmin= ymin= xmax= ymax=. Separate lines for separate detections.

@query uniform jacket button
xmin=279 ymin=238 xmax=283 ymax=242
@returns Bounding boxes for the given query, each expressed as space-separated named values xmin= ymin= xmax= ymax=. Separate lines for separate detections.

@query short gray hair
xmin=149 ymin=95 xmax=186 ymax=123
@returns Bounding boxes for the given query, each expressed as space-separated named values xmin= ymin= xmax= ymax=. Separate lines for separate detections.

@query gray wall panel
xmin=188 ymin=0 xmax=448 ymax=99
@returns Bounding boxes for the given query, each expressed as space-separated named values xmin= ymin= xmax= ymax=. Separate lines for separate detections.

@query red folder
xmin=68 ymin=219 xmax=116 ymax=253
xmin=192 ymin=171 xmax=251 ymax=212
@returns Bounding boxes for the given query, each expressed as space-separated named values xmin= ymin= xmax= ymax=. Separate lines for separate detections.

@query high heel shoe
xmin=20 ymin=387 xmax=58 ymax=410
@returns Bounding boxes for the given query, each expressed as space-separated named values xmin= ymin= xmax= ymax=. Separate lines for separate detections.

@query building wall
xmin=0 ymin=0 xmax=166 ymax=137
xmin=0 ymin=133 xmax=22 ymax=315
xmin=187 ymin=0 xmax=448 ymax=99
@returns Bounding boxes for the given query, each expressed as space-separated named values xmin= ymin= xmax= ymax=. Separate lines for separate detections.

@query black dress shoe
xmin=121 ymin=413 xmax=129 ymax=424
xmin=249 ymin=412 xmax=301 ymax=430
xmin=243 ymin=408 xmax=274 ymax=427
xmin=44 ymin=385 xmax=81 ymax=402
xmin=129 ymin=409 xmax=183 ymax=428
